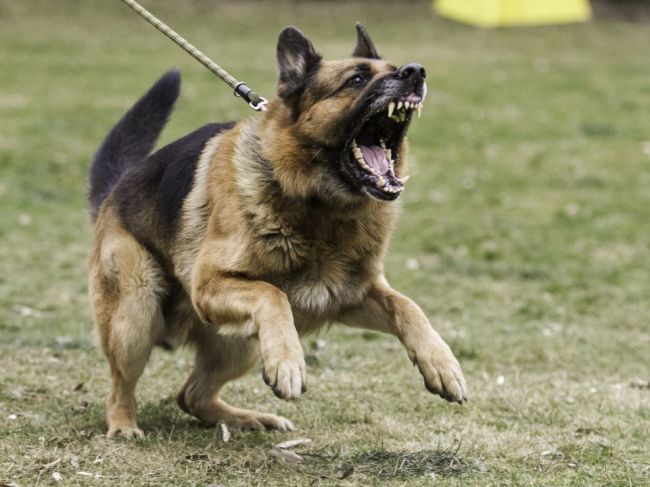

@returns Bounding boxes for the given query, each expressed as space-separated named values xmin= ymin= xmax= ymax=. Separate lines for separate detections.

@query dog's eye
xmin=347 ymin=74 xmax=367 ymax=88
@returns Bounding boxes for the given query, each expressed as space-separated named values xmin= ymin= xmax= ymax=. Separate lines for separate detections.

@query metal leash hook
xmin=119 ymin=0 xmax=269 ymax=112
xmin=233 ymin=82 xmax=268 ymax=112
xmin=249 ymin=97 xmax=269 ymax=112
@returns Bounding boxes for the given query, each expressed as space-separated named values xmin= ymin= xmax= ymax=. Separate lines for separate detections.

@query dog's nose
xmin=398 ymin=63 xmax=426 ymax=81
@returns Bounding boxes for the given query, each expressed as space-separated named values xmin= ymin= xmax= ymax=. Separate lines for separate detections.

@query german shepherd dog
xmin=88 ymin=24 xmax=467 ymax=438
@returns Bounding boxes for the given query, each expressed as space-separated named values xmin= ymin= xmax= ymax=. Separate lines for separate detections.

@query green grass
xmin=1 ymin=1 xmax=649 ymax=485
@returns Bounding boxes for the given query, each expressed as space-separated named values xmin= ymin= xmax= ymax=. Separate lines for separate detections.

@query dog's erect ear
xmin=352 ymin=22 xmax=380 ymax=59
xmin=277 ymin=27 xmax=321 ymax=99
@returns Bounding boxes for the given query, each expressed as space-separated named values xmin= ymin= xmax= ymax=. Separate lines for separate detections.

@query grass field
xmin=1 ymin=1 xmax=649 ymax=485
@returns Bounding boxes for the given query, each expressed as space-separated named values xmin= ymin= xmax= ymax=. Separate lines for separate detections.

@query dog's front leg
xmin=339 ymin=276 xmax=467 ymax=403
xmin=191 ymin=261 xmax=306 ymax=400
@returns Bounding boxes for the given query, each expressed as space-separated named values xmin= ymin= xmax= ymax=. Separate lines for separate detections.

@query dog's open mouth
xmin=346 ymin=94 xmax=423 ymax=201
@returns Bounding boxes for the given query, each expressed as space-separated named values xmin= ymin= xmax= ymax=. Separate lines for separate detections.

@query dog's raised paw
xmin=416 ymin=352 xmax=468 ymax=404
xmin=263 ymin=356 xmax=306 ymax=400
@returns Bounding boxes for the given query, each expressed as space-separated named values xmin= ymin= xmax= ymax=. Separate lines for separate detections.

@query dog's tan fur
xmin=89 ymin=27 xmax=466 ymax=438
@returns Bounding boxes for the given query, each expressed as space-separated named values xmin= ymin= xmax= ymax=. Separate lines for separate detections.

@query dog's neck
xmin=234 ymin=112 xmax=378 ymax=212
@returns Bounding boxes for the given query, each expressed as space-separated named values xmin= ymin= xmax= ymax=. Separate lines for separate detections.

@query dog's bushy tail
xmin=88 ymin=69 xmax=181 ymax=221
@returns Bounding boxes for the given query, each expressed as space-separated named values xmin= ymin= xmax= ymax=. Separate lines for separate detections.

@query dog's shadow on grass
xmin=319 ymin=445 xmax=481 ymax=481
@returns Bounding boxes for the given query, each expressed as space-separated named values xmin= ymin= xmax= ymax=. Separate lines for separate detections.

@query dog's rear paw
xmin=107 ymin=424 xmax=144 ymax=439
xmin=263 ymin=414 xmax=294 ymax=431
xmin=262 ymin=353 xmax=307 ymax=400
xmin=225 ymin=412 xmax=295 ymax=432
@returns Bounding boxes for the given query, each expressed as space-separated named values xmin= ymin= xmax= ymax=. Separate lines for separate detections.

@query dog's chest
xmin=256 ymin=214 xmax=386 ymax=316
xmin=280 ymin=256 xmax=369 ymax=316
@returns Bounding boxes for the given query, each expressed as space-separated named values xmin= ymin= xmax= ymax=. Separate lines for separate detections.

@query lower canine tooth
xmin=417 ymin=103 xmax=422 ymax=119
xmin=377 ymin=175 xmax=386 ymax=187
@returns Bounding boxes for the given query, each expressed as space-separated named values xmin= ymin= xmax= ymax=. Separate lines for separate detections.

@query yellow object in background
xmin=434 ymin=0 xmax=592 ymax=27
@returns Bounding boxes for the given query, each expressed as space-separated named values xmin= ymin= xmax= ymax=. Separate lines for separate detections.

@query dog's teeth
xmin=352 ymin=139 xmax=358 ymax=148
xmin=417 ymin=102 xmax=422 ymax=119
xmin=376 ymin=175 xmax=386 ymax=188
xmin=401 ymin=175 xmax=411 ymax=183
xmin=386 ymin=149 xmax=392 ymax=160
xmin=397 ymin=101 xmax=403 ymax=111
xmin=388 ymin=101 xmax=395 ymax=118
xmin=380 ymin=140 xmax=386 ymax=149
xmin=359 ymin=160 xmax=372 ymax=172
xmin=353 ymin=149 xmax=374 ymax=174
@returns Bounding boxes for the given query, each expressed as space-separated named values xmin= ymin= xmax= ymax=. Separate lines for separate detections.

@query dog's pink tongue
xmin=360 ymin=145 xmax=389 ymax=175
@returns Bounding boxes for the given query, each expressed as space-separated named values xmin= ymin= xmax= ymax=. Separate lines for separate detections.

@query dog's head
xmin=264 ymin=24 xmax=426 ymax=203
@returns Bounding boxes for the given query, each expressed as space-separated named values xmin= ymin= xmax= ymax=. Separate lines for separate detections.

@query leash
xmin=119 ymin=0 xmax=268 ymax=112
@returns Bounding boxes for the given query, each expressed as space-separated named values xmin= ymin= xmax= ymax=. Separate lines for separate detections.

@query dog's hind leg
xmin=177 ymin=329 xmax=294 ymax=431
xmin=89 ymin=210 xmax=165 ymax=439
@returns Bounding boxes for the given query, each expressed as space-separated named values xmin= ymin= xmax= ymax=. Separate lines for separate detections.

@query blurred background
xmin=1 ymin=1 xmax=649 ymax=486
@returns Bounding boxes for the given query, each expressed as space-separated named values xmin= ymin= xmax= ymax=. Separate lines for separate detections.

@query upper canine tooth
xmin=352 ymin=139 xmax=358 ymax=148
xmin=353 ymin=147 xmax=363 ymax=159
xmin=380 ymin=140 xmax=386 ymax=149
xmin=388 ymin=101 xmax=395 ymax=118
